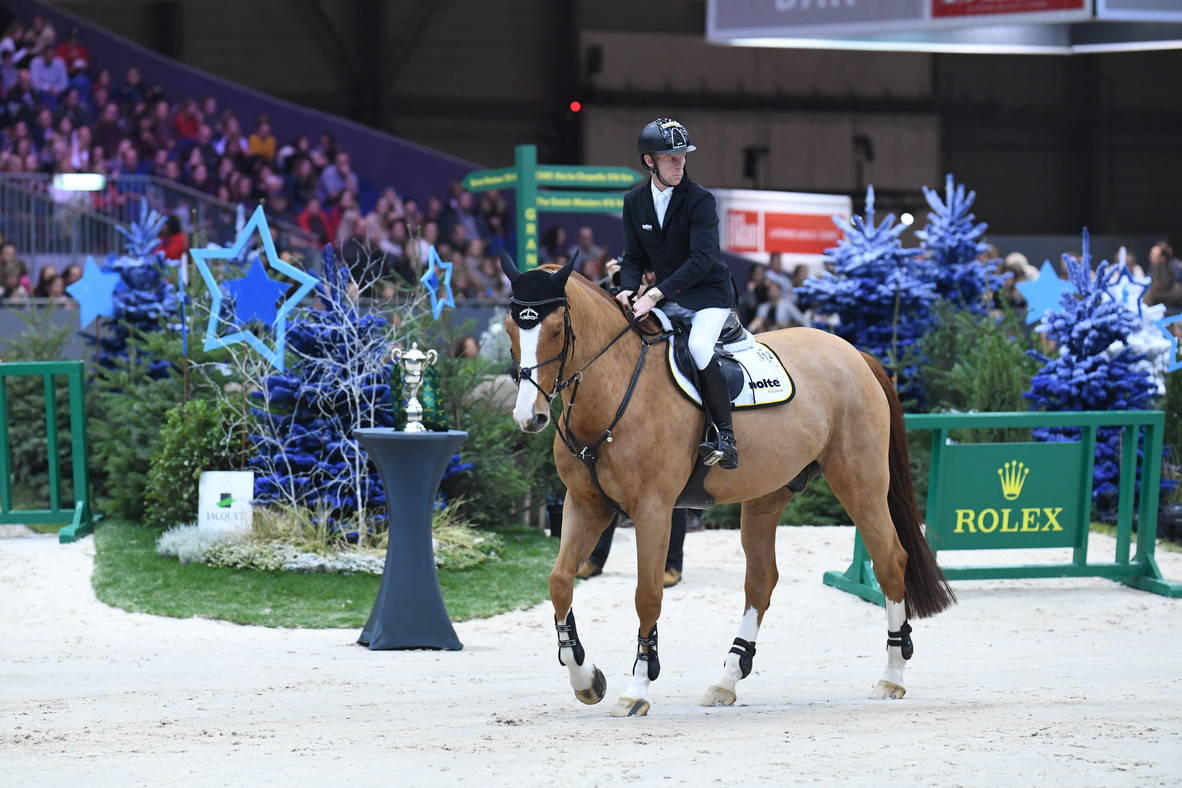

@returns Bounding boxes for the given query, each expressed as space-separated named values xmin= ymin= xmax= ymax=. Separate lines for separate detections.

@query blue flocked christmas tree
xmin=93 ymin=199 xmax=179 ymax=373
xmin=796 ymin=186 xmax=938 ymax=403
xmin=1025 ymin=230 xmax=1158 ymax=515
xmin=247 ymin=244 xmax=470 ymax=533
xmin=916 ymin=174 xmax=999 ymax=311
xmin=248 ymin=244 xmax=395 ymax=529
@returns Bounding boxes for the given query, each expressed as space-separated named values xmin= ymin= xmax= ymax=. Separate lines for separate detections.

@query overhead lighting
xmin=900 ymin=212 xmax=915 ymax=227
xmin=52 ymin=173 xmax=106 ymax=191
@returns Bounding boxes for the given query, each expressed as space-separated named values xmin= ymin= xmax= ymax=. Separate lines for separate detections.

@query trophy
xmin=392 ymin=342 xmax=438 ymax=433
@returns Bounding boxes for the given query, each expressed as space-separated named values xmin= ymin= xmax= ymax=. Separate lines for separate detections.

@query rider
xmin=617 ymin=118 xmax=739 ymax=469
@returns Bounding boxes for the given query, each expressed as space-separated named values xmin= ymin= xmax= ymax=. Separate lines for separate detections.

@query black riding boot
xmin=696 ymin=357 xmax=739 ymax=470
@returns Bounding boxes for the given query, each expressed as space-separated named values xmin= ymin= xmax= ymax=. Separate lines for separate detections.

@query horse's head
xmin=501 ymin=252 xmax=575 ymax=433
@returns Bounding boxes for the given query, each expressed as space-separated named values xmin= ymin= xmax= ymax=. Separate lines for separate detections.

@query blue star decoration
xmin=1156 ymin=312 xmax=1182 ymax=374
xmin=420 ymin=244 xmax=455 ymax=319
xmin=223 ymin=255 xmax=289 ymax=328
xmin=65 ymin=256 xmax=122 ymax=328
xmin=1016 ymin=260 xmax=1075 ymax=325
xmin=1107 ymin=261 xmax=1151 ymax=318
xmin=190 ymin=205 xmax=318 ymax=371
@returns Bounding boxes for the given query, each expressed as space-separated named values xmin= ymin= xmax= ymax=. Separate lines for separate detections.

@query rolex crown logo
xmin=997 ymin=460 xmax=1030 ymax=501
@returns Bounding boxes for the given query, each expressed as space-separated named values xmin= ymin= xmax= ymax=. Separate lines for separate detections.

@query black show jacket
xmin=619 ymin=176 xmax=736 ymax=311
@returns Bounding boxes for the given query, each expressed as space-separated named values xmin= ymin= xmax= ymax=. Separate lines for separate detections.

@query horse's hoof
xmin=869 ymin=680 xmax=906 ymax=700
xmin=699 ymin=685 xmax=736 ymax=707
xmin=609 ymin=697 xmax=650 ymax=717
xmin=574 ymin=666 xmax=607 ymax=705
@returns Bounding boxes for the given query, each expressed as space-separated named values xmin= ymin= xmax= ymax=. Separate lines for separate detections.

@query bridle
xmin=509 ymin=295 xmax=576 ymax=404
xmin=510 ymin=294 xmax=673 ymax=516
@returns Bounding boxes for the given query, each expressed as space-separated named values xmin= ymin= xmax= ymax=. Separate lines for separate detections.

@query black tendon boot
xmin=696 ymin=356 xmax=739 ymax=470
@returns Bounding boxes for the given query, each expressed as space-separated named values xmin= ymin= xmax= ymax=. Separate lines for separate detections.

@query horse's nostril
xmin=533 ymin=414 xmax=549 ymax=428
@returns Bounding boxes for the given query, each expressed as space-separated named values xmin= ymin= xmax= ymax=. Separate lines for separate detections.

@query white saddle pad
xmin=652 ymin=309 xmax=795 ymax=411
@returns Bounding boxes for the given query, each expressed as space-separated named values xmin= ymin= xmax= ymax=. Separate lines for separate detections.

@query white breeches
xmin=687 ymin=307 xmax=731 ymax=370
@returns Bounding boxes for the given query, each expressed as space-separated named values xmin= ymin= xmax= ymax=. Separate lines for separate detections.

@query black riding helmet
xmin=637 ymin=118 xmax=696 ymax=188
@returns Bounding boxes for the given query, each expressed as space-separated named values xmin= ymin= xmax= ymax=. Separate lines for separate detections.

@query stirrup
xmin=698 ymin=442 xmax=725 ymax=466
xmin=711 ymin=432 xmax=739 ymax=470
xmin=698 ymin=426 xmax=725 ymax=466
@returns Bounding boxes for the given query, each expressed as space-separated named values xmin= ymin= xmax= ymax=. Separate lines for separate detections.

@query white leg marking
xmin=869 ymin=599 xmax=909 ymax=699
xmin=623 ymin=668 xmax=651 ymax=701
xmin=512 ymin=326 xmax=542 ymax=428
xmin=702 ymin=606 xmax=760 ymax=706
xmin=883 ymin=599 xmax=907 ymax=688
xmin=559 ymin=644 xmax=595 ymax=692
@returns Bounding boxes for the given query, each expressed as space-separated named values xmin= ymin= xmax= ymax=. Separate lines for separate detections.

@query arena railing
xmin=0 ymin=176 xmax=124 ymax=258
xmin=0 ymin=174 xmax=318 ymax=261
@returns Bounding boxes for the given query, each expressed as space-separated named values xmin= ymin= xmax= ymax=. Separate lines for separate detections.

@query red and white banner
xmin=932 ymin=0 xmax=1087 ymax=18
xmin=715 ymin=189 xmax=852 ymax=265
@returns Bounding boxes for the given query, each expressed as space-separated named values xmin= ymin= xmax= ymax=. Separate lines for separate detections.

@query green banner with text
xmin=931 ymin=441 xmax=1084 ymax=550
xmin=536 ymin=192 xmax=625 ymax=213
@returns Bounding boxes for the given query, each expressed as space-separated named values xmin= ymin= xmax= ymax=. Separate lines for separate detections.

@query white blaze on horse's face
xmin=512 ymin=325 xmax=550 ymax=432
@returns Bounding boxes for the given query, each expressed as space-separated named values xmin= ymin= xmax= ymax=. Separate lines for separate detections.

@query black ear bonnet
xmin=502 ymin=252 xmax=576 ymax=330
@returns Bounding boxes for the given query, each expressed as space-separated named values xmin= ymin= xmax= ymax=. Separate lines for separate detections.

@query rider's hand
xmin=605 ymin=258 xmax=621 ymax=277
xmin=615 ymin=289 xmax=634 ymax=308
xmin=631 ymin=288 xmax=663 ymax=319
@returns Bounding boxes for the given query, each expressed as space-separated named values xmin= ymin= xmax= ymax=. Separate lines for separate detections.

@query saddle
xmin=652 ymin=305 xmax=795 ymax=411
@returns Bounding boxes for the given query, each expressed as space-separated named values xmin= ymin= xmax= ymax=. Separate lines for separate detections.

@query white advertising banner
xmin=708 ymin=0 xmax=1091 ymax=40
xmin=197 ymin=471 xmax=255 ymax=536
xmin=714 ymin=188 xmax=852 ymax=268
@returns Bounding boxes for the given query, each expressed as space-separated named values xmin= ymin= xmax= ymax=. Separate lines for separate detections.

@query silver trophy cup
xmin=392 ymin=342 xmax=439 ymax=433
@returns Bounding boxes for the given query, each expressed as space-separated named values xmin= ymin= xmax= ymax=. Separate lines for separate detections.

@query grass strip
xmin=92 ymin=521 xmax=558 ymax=628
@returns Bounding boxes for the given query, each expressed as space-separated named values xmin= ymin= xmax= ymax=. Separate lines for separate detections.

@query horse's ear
xmin=499 ymin=252 xmax=520 ymax=282
xmin=554 ymin=251 xmax=578 ymax=288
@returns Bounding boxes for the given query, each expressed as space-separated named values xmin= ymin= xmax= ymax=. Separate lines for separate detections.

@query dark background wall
xmin=44 ymin=0 xmax=1182 ymax=244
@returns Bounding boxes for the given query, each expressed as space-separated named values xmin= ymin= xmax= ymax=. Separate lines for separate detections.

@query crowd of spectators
xmin=3 ymin=15 xmax=1181 ymax=334
xmin=0 ymin=15 xmax=531 ymax=303
xmin=0 ymin=236 xmax=81 ymax=305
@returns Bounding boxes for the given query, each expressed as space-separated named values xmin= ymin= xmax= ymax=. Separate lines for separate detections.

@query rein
xmin=511 ymin=295 xmax=673 ymax=516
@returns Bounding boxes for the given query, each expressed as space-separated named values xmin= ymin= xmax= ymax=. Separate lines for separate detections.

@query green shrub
xmin=143 ymin=399 xmax=239 ymax=529
xmin=89 ymin=323 xmax=236 ymax=521
xmin=431 ymin=349 xmax=555 ymax=528
xmin=1163 ymin=372 xmax=1182 ymax=504
xmin=918 ymin=303 xmax=1040 ymax=442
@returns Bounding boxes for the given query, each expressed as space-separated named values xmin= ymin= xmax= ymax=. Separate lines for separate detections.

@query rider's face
xmin=649 ymin=153 xmax=685 ymax=187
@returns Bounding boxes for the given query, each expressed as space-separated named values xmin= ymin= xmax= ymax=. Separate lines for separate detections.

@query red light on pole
xmin=569 ymin=100 xmax=582 ymax=113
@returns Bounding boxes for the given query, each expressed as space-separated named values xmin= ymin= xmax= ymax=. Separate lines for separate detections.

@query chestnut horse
xmin=501 ymin=255 xmax=955 ymax=717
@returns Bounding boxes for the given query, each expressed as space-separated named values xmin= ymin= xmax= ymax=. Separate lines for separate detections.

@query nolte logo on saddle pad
xmin=953 ymin=461 xmax=1063 ymax=534
xmin=749 ymin=378 xmax=782 ymax=389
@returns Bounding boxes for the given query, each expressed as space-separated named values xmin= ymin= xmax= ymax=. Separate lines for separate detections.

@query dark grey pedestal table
xmin=355 ymin=428 xmax=467 ymax=650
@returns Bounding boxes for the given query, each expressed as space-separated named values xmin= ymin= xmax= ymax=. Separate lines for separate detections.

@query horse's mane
xmin=560 ymin=269 xmax=661 ymax=331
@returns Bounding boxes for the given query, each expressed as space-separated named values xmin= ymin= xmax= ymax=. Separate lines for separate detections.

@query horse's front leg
xmin=610 ymin=503 xmax=671 ymax=717
xmin=550 ymin=490 xmax=613 ymax=705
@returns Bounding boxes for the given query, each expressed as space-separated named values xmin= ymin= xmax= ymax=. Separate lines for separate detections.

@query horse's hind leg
xmin=550 ymin=489 xmax=614 ymax=705
xmin=824 ymin=453 xmax=912 ymax=700
xmin=701 ymin=488 xmax=790 ymax=707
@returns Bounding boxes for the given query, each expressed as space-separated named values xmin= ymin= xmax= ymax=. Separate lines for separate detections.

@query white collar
xmin=650 ymin=178 xmax=672 ymax=202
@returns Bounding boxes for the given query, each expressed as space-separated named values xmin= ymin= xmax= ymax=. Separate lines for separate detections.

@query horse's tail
xmin=861 ymin=353 xmax=956 ymax=619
